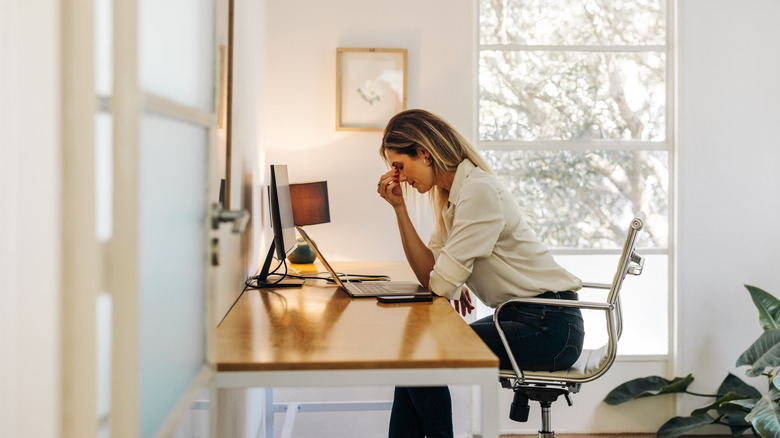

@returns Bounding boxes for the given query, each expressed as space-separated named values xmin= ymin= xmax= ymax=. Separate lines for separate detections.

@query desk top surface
xmin=217 ymin=261 xmax=498 ymax=372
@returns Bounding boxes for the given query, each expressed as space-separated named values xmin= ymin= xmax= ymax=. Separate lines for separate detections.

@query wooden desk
xmin=217 ymin=261 xmax=499 ymax=437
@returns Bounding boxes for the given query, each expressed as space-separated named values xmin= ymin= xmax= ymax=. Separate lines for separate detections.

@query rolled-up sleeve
xmin=428 ymin=228 xmax=444 ymax=261
xmin=428 ymin=182 xmax=504 ymax=300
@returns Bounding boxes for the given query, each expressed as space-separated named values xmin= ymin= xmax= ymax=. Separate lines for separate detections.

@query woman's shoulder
xmin=462 ymin=167 xmax=503 ymax=194
xmin=456 ymin=174 xmax=506 ymax=210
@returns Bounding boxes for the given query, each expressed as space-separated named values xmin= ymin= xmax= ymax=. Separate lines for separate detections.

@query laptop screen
xmin=295 ymin=226 xmax=347 ymax=288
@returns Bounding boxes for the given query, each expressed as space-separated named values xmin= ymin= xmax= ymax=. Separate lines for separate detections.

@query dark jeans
xmin=388 ymin=386 xmax=453 ymax=438
xmin=388 ymin=291 xmax=584 ymax=438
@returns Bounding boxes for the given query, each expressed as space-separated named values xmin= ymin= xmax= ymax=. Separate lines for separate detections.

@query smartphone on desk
xmin=377 ymin=294 xmax=433 ymax=304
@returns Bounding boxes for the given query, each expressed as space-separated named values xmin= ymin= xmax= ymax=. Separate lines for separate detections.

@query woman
xmin=376 ymin=109 xmax=585 ymax=438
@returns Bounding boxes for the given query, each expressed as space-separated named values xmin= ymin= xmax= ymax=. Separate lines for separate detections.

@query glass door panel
xmin=138 ymin=0 xmax=215 ymax=111
xmin=138 ymin=113 xmax=208 ymax=437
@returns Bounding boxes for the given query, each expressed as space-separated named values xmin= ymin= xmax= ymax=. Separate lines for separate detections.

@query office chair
xmin=494 ymin=215 xmax=645 ymax=438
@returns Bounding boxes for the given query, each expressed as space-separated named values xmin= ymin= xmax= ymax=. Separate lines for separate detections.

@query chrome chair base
xmin=505 ymin=379 xmax=577 ymax=437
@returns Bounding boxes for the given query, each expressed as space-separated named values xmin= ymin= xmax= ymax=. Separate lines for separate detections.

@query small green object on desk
xmin=288 ymin=237 xmax=316 ymax=264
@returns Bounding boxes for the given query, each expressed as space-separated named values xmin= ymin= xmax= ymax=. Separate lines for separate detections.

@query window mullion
xmin=479 ymin=44 xmax=666 ymax=53
xmin=478 ymin=140 xmax=671 ymax=152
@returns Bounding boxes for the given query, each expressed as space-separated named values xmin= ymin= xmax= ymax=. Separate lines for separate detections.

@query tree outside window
xmin=478 ymin=0 xmax=671 ymax=355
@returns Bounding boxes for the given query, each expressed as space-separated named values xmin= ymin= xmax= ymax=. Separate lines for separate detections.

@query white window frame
xmin=473 ymin=0 xmax=675 ymax=360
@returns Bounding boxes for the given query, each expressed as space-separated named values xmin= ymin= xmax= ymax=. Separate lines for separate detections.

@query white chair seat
xmin=499 ymin=345 xmax=610 ymax=381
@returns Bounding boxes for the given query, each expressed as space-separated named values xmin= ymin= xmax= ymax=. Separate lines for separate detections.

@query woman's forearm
xmin=394 ymin=205 xmax=435 ymax=288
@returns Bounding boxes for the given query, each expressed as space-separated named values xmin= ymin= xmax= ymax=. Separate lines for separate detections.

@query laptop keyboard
xmin=347 ymin=282 xmax=391 ymax=295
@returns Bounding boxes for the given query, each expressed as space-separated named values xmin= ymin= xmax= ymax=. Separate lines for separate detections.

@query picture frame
xmin=336 ymin=48 xmax=407 ymax=131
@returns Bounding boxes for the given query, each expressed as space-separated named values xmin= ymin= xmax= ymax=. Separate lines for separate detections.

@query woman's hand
xmin=451 ymin=286 xmax=474 ymax=317
xmin=377 ymin=168 xmax=404 ymax=209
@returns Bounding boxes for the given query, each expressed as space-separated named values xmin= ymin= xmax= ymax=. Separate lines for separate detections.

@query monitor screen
xmin=255 ymin=164 xmax=305 ymax=287
xmin=269 ymin=164 xmax=297 ymax=261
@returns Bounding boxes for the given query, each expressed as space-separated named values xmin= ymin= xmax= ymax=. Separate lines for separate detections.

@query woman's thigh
xmin=470 ymin=304 xmax=584 ymax=371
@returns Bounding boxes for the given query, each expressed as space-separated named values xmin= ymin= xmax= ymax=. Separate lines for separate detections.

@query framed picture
xmin=336 ymin=48 xmax=407 ymax=131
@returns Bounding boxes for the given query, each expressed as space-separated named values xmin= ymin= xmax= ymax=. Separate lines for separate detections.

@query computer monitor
xmin=254 ymin=164 xmax=304 ymax=287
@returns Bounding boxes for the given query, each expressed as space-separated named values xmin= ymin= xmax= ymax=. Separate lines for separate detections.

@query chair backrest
xmin=606 ymin=214 xmax=645 ymax=341
xmin=501 ymin=214 xmax=647 ymax=384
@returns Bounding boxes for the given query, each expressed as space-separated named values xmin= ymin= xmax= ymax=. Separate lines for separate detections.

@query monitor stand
xmin=253 ymin=242 xmax=305 ymax=288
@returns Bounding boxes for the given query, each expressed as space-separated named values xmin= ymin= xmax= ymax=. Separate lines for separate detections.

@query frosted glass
xmin=96 ymin=292 xmax=112 ymax=418
xmin=139 ymin=114 xmax=208 ymax=438
xmin=94 ymin=0 xmax=112 ymax=96
xmin=138 ymin=0 xmax=215 ymax=111
xmin=95 ymin=113 xmax=112 ymax=242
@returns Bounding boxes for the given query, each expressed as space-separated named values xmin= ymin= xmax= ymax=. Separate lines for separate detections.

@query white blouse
xmin=428 ymin=160 xmax=582 ymax=308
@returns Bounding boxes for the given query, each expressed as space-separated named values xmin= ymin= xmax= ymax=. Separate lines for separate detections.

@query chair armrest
xmin=581 ymin=282 xmax=611 ymax=290
xmin=497 ymin=297 xmax=613 ymax=311
xmin=494 ymin=296 xmax=616 ymax=383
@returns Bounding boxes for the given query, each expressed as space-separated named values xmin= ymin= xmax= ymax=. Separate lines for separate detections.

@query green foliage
xmin=748 ymin=285 xmax=780 ymax=331
xmin=604 ymin=285 xmax=780 ymax=437
xmin=604 ymin=375 xmax=693 ymax=405
xmin=690 ymin=391 xmax=752 ymax=416
xmin=481 ymin=149 xmax=666 ymax=249
xmin=738 ymin=329 xmax=780 ymax=378
xmin=747 ymin=387 xmax=780 ymax=437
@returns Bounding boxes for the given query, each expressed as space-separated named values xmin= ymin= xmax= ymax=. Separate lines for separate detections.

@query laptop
xmin=296 ymin=226 xmax=432 ymax=298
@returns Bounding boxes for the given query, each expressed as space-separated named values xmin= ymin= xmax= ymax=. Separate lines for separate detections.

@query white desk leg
xmin=264 ymin=388 xmax=274 ymax=438
xmin=280 ymin=403 xmax=300 ymax=438
xmin=480 ymin=379 xmax=499 ymax=438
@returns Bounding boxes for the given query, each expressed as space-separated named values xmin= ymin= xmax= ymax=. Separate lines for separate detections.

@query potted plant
xmin=604 ymin=285 xmax=780 ymax=437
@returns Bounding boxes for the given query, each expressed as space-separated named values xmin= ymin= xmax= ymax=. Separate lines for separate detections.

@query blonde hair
xmin=379 ymin=109 xmax=493 ymax=231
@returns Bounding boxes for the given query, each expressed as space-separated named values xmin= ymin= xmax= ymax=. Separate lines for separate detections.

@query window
xmin=477 ymin=0 xmax=671 ymax=355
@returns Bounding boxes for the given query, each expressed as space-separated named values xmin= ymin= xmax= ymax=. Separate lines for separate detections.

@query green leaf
xmin=718 ymin=372 xmax=763 ymax=400
xmin=714 ymin=373 xmax=763 ymax=435
xmin=723 ymin=398 xmax=758 ymax=412
xmin=721 ymin=413 xmax=752 ymax=438
xmin=737 ymin=329 xmax=780 ymax=377
xmin=691 ymin=391 xmax=752 ymax=416
xmin=747 ymin=285 xmax=780 ymax=331
xmin=661 ymin=374 xmax=696 ymax=393
xmin=746 ymin=387 xmax=780 ymax=437
xmin=657 ymin=414 xmax=716 ymax=437
xmin=604 ymin=374 xmax=693 ymax=405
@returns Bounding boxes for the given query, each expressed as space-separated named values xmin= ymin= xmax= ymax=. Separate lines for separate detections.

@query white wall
xmin=0 ymin=0 xmax=62 ymax=437
xmin=677 ymin=0 xmax=780 ymax=420
xmin=264 ymin=0 xmax=474 ymax=264
xmin=213 ymin=0 xmax=270 ymax=322
xmin=214 ymin=0 xmax=269 ymax=434
xmin=229 ymin=0 xmax=268 ymax=276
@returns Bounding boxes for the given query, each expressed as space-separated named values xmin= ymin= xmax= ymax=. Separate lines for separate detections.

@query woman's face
xmin=385 ymin=149 xmax=434 ymax=194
